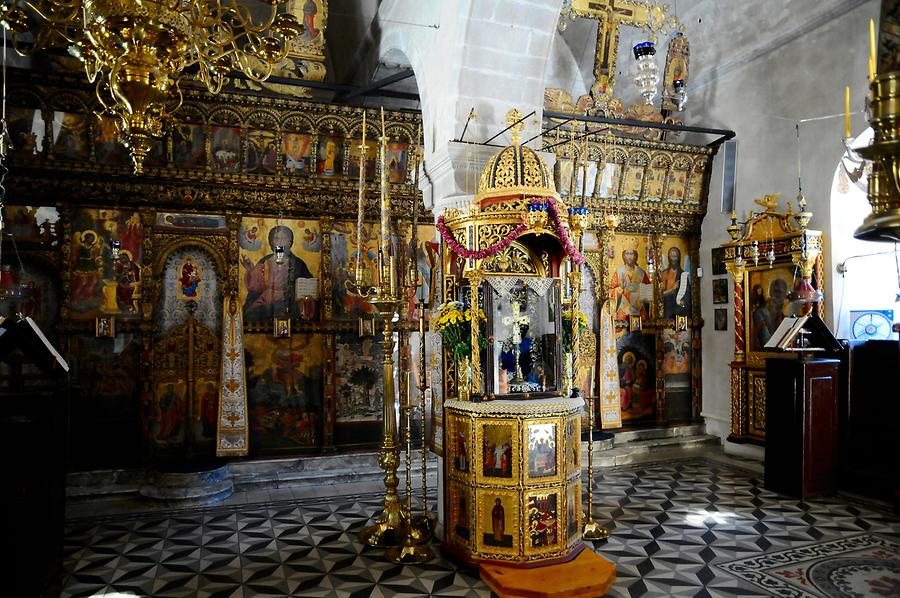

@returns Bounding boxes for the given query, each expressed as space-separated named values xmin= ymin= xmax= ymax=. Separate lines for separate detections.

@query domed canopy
xmin=475 ymin=109 xmax=558 ymax=204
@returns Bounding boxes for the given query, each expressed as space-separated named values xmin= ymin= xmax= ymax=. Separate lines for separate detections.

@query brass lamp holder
xmin=358 ymin=292 xmax=406 ymax=548
xmin=386 ymin=403 xmax=434 ymax=564
xmin=856 ymin=71 xmax=900 ymax=242
xmin=582 ymin=393 xmax=610 ymax=541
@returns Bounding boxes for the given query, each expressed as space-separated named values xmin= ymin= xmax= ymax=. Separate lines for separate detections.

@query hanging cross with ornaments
xmin=559 ymin=0 xmax=683 ymax=106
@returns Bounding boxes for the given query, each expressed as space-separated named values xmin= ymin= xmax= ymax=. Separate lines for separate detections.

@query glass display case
xmin=483 ymin=277 xmax=562 ymax=399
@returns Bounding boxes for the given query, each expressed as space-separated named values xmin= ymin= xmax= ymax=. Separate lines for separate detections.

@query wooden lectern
xmin=763 ymin=315 xmax=843 ymax=499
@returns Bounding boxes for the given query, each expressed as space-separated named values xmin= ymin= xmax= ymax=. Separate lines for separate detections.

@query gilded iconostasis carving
xmin=2 ymin=71 xmax=431 ymax=468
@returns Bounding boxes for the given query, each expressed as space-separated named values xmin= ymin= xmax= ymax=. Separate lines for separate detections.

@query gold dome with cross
xmin=475 ymin=109 xmax=558 ymax=204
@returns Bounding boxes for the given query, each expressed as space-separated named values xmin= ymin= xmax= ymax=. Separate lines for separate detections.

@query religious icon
xmin=178 ymin=256 xmax=202 ymax=300
xmin=71 ymin=229 xmax=104 ymax=310
xmin=527 ymin=423 xmax=557 ymax=479
xmin=115 ymin=250 xmax=141 ymax=313
xmin=565 ymin=417 xmax=579 ymax=470
xmin=483 ymin=496 xmax=512 ymax=548
xmin=610 ymin=235 xmax=652 ymax=322
xmin=172 ymin=124 xmax=205 ymax=170
xmin=282 ymin=133 xmax=313 ymax=176
xmin=481 ymin=423 xmax=513 ymax=479
xmin=197 ymin=380 xmax=219 ymax=440
xmin=617 ymin=331 xmax=656 ymax=421
xmin=51 ymin=111 xmax=89 ymax=161
xmin=299 ymin=0 xmax=321 ymax=40
xmin=748 ymin=266 xmax=795 ymax=351
xmin=566 ymin=483 xmax=579 ymax=539
xmin=358 ymin=317 xmax=375 ymax=337
xmin=244 ymin=334 xmax=323 ymax=449
xmin=95 ymin=316 xmax=115 ymax=338
xmin=241 ymin=222 xmax=317 ymax=323
xmin=675 ymin=314 xmax=688 ymax=332
xmin=316 ymin=134 xmax=343 ymax=178
xmin=155 ymin=380 xmax=186 ymax=443
xmin=715 ymin=308 xmax=728 ymax=331
xmin=385 ymin=141 xmax=409 ymax=183
xmin=660 ymin=243 xmax=691 ymax=319
xmin=334 ymin=332 xmax=383 ymax=422
xmin=449 ymin=481 xmax=470 ymax=542
xmin=527 ymin=493 xmax=559 ymax=548
xmin=712 ymin=278 xmax=729 ymax=304
xmin=210 ymin=126 xmax=241 ymax=173
xmin=453 ymin=417 xmax=471 ymax=473
xmin=246 ymin=130 xmax=277 ymax=174
xmin=273 ymin=317 xmax=291 ymax=338
xmin=629 ymin=315 xmax=642 ymax=332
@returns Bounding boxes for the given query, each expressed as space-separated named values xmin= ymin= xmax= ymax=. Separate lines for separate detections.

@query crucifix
xmin=567 ymin=0 xmax=677 ymax=103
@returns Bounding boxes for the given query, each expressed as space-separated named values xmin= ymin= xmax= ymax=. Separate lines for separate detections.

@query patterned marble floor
xmin=58 ymin=458 xmax=900 ymax=598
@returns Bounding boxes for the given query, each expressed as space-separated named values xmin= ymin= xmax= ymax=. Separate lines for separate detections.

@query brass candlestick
xmin=582 ymin=393 xmax=610 ymax=541
xmin=359 ymin=109 xmax=405 ymax=548
xmin=358 ymin=293 xmax=405 ymax=547
xmin=387 ymin=399 xmax=435 ymax=564
xmin=410 ymin=299 xmax=435 ymax=543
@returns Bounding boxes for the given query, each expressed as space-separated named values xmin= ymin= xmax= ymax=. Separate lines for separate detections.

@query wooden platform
xmin=480 ymin=549 xmax=616 ymax=598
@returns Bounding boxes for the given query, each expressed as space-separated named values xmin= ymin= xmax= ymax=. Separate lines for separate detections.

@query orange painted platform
xmin=479 ymin=549 xmax=616 ymax=598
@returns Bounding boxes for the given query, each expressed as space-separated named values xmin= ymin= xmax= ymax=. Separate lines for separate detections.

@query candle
xmin=589 ymin=365 xmax=595 ymax=398
xmin=390 ymin=250 xmax=397 ymax=297
xmin=406 ymin=371 xmax=413 ymax=407
xmin=869 ymin=18 xmax=877 ymax=80
xmin=355 ymin=110 xmax=367 ymax=289
xmin=844 ymin=85 xmax=851 ymax=139
xmin=379 ymin=107 xmax=391 ymax=293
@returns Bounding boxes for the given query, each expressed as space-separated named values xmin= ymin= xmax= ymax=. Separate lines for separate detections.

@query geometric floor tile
xmin=58 ymin=458 xmax=900 ymax=598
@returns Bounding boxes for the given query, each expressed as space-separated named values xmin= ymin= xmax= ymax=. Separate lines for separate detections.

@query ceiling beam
xmin=334 ymin=68 xmax=416 ymax=103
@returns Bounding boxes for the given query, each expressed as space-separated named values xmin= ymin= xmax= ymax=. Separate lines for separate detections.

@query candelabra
xmin=358 ymin=109 xmax=404 ymax=548
xmin=582 ymin=387 xmax=610 ymax=541
xmin=1 ymin=0 xmax=303 ymax=173
xmin=408 ymin=299 xmax=435 ymax=544
xmin=386 ymin=392 xmax=434 ymax=564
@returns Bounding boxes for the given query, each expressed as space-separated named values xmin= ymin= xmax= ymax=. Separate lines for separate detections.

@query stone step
xmin=588 ymin=434 xmax=721 ymax=468
xmin=611 ymin=423 xmax=707 ymax=444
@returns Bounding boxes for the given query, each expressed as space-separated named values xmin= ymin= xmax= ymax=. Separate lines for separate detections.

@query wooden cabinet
xmin=764 ymin=357 xmax=839 ymax=499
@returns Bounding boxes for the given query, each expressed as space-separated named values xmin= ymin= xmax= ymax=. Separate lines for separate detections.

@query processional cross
xmin=502 ymin=295 xmax=530 ymax=384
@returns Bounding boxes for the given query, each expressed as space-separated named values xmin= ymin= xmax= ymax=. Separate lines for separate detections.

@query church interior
xmin=1 ymin=0 xmax=899 ymax=596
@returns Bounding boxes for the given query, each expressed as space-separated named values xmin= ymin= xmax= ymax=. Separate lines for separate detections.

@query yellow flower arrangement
xmin=561 ymin=309 xmax=588 ymax=353
xmin=431 ymin=301 xmax=487 ymax=360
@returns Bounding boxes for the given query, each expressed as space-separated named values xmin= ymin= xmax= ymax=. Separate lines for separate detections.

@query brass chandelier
xmin=1 ymin=0 xmax=303 ymax=174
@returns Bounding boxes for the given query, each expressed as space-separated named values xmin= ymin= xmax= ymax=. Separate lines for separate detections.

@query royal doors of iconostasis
xmin=581 ymin=229 xmax=700 ymax=427
xmin=148 ymin=223 xmax=231 ymax=462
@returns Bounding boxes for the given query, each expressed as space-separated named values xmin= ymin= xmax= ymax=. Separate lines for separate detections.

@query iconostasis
xmin=1 ymin=75 xmax=427 ymax=468
xmin=3 ymin=204 xmax=437 ymax=468
xmin=580 ymin=229 xmax=699 ymax=427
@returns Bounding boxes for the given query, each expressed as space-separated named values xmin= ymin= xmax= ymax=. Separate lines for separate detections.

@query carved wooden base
xmin=480 ymin=548 xmax=616 ymax=598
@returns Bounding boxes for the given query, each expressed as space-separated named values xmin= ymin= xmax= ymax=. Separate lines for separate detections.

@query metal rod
xmin=335 ymin=68 xmax=416 ymax=103
xmin=522 ymin=116 xmax=572 ymax=146
xmin=543 ymin=110 xmax=736 ymax=148
xmin=458 ymin=107 xmax=476 ymax=142
xmin=482 ymin=110 xmax=535 ymax=145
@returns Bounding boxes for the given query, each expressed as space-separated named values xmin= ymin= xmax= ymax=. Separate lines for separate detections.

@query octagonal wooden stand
xmin=479 ymin=548 xmax=616 ymax=597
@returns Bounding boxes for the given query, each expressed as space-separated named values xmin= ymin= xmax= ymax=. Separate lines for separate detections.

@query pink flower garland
xmin=437 ymin=197 xmax=585 ymax=265
xmin=437 ymin=215 xmax=528 ymax=260
xmin=546 ymin=197 xmax=585 ymax=265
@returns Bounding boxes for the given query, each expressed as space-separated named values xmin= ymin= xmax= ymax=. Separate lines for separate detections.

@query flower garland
xmin=436 ymin=197 xmax=586 ymax=265
xmin=437 ymin=215 xmax=527 ymax=260
xmin=545 ymin=196 xmax=586 ymax=265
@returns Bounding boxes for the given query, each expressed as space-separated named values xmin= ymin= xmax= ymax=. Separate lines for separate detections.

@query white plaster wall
xmin=376 ymin=0 xmax=563 ymax=212
xmin=691 ymin=0 xmax=880 ymax=450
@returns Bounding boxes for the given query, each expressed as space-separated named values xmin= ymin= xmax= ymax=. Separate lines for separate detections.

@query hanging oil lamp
xmin=632 ymin=42 xmax=660 ymax=105
xmin=274 ymin=245 xmax=286 ymax=265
